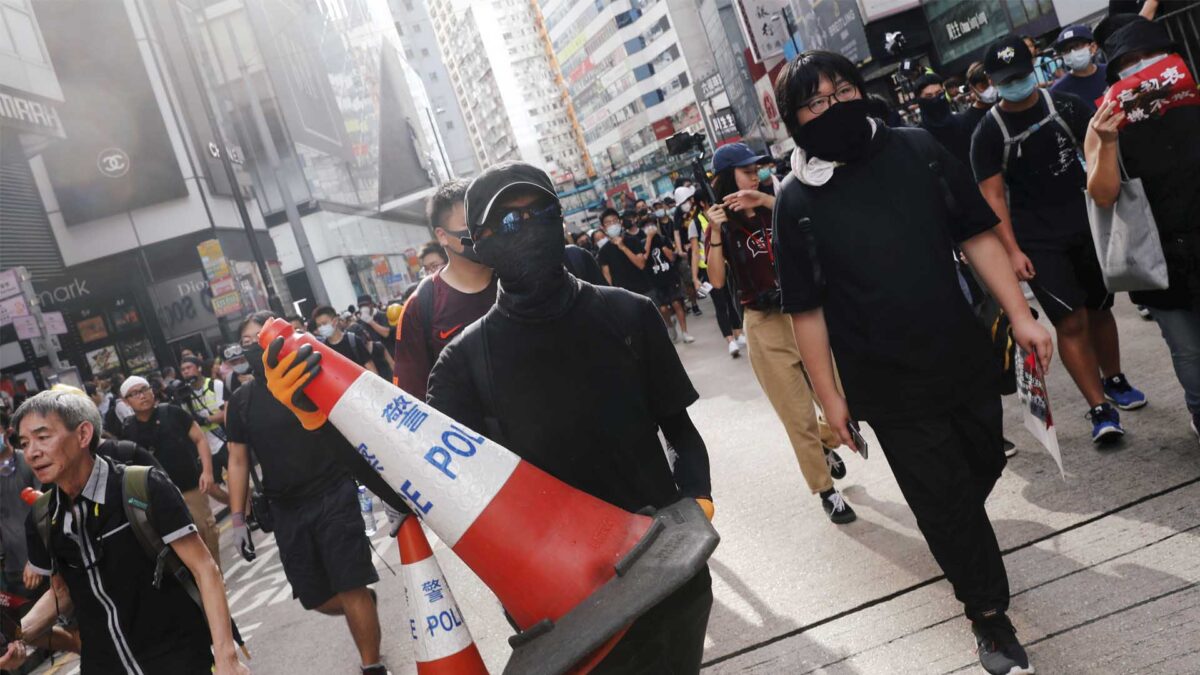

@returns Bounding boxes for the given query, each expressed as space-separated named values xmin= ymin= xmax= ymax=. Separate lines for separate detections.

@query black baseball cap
xmin=1103 ymin=17 xmax=1177 ymax=83
xmin=983 ymin=35 xmax=1034 ymax=84
xmin=464 ymin=161 xmax=559 ymax=236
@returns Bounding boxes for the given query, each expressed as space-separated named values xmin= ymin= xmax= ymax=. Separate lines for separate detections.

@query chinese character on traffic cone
xmin=398 ymin=516 xmax=488 ymax=674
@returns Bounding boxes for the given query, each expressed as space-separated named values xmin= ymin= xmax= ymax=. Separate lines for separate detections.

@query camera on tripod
xmin=665 ymin=130 xmax=707 ymax=157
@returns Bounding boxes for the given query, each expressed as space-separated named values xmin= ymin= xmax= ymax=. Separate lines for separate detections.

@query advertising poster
xmin=75 ymin=315 xmax=108 ymax=343
xmin=86 ymin=346 xmax=121 ymax=375
xmin=119 ymin=338 xmax=158 ymax=375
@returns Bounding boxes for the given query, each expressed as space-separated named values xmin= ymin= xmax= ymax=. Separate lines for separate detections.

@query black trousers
xmin=869 ymin=393 xmax=1010 ymax=622
xmin=699 ymin=268 xmax=742 ymax=338
xmin=592 ymin=567 xmax=713 ymax=674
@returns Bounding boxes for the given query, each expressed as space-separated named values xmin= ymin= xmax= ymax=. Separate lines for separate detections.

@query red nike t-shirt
xmin=393 ymin=271 xmax=497 ymax=400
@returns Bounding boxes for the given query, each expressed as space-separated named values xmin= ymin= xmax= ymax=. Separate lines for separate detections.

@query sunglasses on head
xmin=480 ymin=202 xmax=563 ymax=237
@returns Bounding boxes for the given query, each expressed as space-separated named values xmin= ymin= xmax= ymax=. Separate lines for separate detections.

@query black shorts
xmin=211 ymin=444 xmax=229 ymax=481
xmin=648 ymin=283 xmax=684 ymax=308
xmin=1026 ymin=237 xmax=1114 ymax=325
xmin=271 ymin=478 xmax=379 ymax=609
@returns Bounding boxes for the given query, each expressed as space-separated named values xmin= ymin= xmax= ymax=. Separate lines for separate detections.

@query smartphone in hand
xmin=849 ymin=421 xmax=869 ymax=459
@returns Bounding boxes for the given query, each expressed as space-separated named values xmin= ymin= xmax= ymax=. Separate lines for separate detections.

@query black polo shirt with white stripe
xmin=25 ymin=456 xmax=213 ymax=673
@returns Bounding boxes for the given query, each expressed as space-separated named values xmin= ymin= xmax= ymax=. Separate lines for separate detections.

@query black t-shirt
xmin=961 ymin=105 xmax=989 ymax=136
xmin=120 ymin=405 xmax=201 ymax=491
xmin=226 ymin=380 xmax=349 ymax=502
xmin=775 ymin=125 xmax=998 ymax=423
xmin=971 ymin=91 xmax=1092 ymax=246
xmin=1119 ymin=106 xmax=1200 ymax=311
xmin=646 ymin=234 xmax=679 ymax=289
xmin=921 ymin=111 xmax=974 ymax=170
xmin=427 ymin=284 xmax=705 ymax=513
xmin=327 ymin=331 xmax=371 ymax=367
xmin=26 ymin=458 xmax=212 ymax=672
xmin=598 ymin=238 xmax=652 ymax=294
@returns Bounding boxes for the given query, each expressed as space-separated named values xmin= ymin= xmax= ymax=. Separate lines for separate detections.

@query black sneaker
xmin=824 ymin=446 xmax=847 ymax=479
xmin=690 ymin=305 xmax=702 ymax=316
xmin=820 ymin=489 xmax=856 ymax=524
xmin=361 ymin=666 xmax=391 ymax=675
xmin=972 ymin=614 xmax=1034 ymax=674
xmin=1002 ymin=437 xmax=1017 ymax=458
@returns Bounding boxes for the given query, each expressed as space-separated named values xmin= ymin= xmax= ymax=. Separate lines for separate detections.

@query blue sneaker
xmin=1087 ymin=403 xmax=1125 ymax=444
xmin=1102 ymin=373 xmax=1147 ymax=410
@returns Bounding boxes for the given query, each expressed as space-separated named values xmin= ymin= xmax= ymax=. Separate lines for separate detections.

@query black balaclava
xmin=795 ymin=98 xmax=874 ymax=163
xmin=470 ymin=198 xmax=578 ymax=322
xmin=917 ymin=95 xmax=952 ymax=126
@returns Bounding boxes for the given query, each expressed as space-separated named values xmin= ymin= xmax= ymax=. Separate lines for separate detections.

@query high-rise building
xmin=0 ymin=0 xmax=450 ymax=388
xmin=389 ymin=0 xmax=479 ymax=178
xmin=543 ymin=0 xmax=714 ymax=198
xmin=427 ymin=0 xmax=588 ymax=186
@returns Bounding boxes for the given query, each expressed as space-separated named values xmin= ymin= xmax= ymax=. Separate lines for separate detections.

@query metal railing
xmin=1158 ymin=3 xmax=1200 ymax=75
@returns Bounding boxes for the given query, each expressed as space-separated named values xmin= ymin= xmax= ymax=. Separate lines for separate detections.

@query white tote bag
xmin=1084 ymin=149 xmax=1169 ymax=293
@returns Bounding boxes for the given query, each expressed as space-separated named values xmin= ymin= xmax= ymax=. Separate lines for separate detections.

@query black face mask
xmin=917 ymin=95 xmax=952 ymax=125
xmin=796 ymin=98 xmax=874 ymax=163
xmin=243 ymin=343 xmax=265 ymax=379
xmin=472 ymin=216 xmax=574 ymax=320
xmin=457 ymin=237 xmax=483 ymax=263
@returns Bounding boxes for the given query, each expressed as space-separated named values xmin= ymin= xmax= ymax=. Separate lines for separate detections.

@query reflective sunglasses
xmin=480 ymin=203 xmax=563 ymax=238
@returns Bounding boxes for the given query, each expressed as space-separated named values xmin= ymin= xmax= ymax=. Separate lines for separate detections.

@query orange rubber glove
xmin=696 ymin=498 xmax=715 ymax=521
xmin=263 ymin=336 xmax=326 ymax=430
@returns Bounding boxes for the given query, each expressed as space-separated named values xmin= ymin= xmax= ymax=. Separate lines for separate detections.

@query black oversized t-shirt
xmin=646 ymin=234 xmax=679 ymax=290
xmin=598 ymin=238 xmax=652 ymax=294
xmin=120 ymin=404 xmax=201 ymax=491
xmin=226 ymin=380 xmax=350 ymax=502
xmin=971 ymin=91 xmax=1092 ymax=247
xmin=1119 ymin=106 xmax=1200 ymax=311
xmin=427 ymin=284 xmax=706 ymax=512
xmin=326 ymin=331 xmax=371 ymax=367
xmin=26 ymin=458 xmax=212 ymax=672
xmin=775 ymin=125 xmax=999 ymax=422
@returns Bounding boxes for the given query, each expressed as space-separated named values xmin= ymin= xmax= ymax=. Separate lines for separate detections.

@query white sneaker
xmin=736 ymin=334 xmax=747 ymax=347
xmin=681 ymin=332 xmax=695 ymax=344
xmin=728 ymin=341 xmax=740 ymax=358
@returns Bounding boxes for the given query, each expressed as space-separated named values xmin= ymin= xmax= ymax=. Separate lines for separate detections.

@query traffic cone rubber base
xmin=503 ymin=499 xmax=718 ymax=675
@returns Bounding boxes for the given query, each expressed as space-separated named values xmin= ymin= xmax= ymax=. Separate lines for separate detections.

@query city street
xmin=31 ymin=298 xmax=1200 ymax=675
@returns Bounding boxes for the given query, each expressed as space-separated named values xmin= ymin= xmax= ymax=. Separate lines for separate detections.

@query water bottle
xmin=358 ymin=485 xmax=377 ymax=536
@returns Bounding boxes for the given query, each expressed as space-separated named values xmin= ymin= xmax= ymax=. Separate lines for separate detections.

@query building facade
xmin=543 ymin=0 xmax=718 ymax=199
xmin=1 ymin=0 xmax=449 ymax=389
xmin=389 ymin=0 xmax=479 ymax=178
xmin=427 ymin=0 xmax=588 ymax=187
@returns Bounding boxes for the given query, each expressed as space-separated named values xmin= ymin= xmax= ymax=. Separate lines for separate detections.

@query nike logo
xmin=439 ymin=324 xmax=464 ymax=340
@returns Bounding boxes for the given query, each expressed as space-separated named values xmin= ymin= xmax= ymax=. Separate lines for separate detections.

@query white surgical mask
xmin=1063 ymin=47 xmax=1093 ymax=71
xmin=604 ymin=224 xmax=623 ymax=238
xmin=317 ymin=324 xmax=335 ymax=339
xmin=232 ymin=361 xmax=250 ymax=374
xmin=1118 ymin=53 xmax=1169 ymax=80
xmin=654 ymin=209 xmax=665 ymax=218
xmin=978 ymin=85 xmax=998 ymax=104
xmin=680 ymin=200 xmax=693 ymax=213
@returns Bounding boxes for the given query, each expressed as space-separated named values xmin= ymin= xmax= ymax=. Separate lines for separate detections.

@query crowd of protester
xmin=0 ymin=3 xmax=1194 ymax=674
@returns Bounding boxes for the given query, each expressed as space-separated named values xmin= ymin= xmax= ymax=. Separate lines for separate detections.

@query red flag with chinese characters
xmin=1097 ymin=54 xmax=1200 ymax=127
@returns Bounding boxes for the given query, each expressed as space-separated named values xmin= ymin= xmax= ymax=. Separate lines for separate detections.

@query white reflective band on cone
xmin=328 ymin=373 xmax=519 ymax=546
xmin=403 ymin=556 xmax=476 ymax=662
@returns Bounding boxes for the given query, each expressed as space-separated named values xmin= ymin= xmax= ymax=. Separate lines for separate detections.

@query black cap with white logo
xmin=983 ymin=35 xmax=1034 ymax=84
xmin=464 ymin=161 xmax=559 ymax=237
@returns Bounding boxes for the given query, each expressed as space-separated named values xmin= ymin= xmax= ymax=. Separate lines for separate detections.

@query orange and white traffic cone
xmin=398 ymin=516 xmax=488 ymax=674
xmin=258 ymin=319 xmax=718 ymax=675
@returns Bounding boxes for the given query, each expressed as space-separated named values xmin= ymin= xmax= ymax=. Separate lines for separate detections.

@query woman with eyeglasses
xmin=771 ymin=50 xmax=1052 ymax=675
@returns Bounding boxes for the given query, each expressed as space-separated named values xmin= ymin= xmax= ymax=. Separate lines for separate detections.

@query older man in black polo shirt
xmin=3 ymin=390 xmax=245 ymax=674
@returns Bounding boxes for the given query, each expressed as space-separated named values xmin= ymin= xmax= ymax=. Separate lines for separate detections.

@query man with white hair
xmin=4 ymin=390 xmax=246 ymax=674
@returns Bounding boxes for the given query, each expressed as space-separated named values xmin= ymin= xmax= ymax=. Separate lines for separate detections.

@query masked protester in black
xmin=427 ymin=161 xmax=715 ymax=674
xmin=913 ymin=72 xmax=975 ymax=169
xmin=773 ymin=50 xmax=1053 ymax=675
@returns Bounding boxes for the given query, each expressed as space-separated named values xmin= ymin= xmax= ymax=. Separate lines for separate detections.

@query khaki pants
xmin=743 ymin=308 xmax=840 ymax=494
xmin=182 ymin=487 xmax=221 ymax=570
